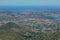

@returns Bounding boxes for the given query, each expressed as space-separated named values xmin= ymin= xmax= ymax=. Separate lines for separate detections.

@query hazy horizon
xmin=0 ymin=0 xmax=60 ymax=10
xmin=0 ymin=6 xmax=60 ymax=10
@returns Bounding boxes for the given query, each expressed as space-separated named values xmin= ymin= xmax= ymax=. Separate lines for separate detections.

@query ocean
xmin=0 ymin=6 xmax=60 ymax=11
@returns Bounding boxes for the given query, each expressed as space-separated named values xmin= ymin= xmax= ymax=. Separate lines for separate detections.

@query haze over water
xmin=0 ymin=6 xmax=60 ymax=11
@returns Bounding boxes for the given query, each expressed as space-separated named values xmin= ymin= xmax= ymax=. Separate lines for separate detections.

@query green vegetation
xmin=0 ymin=22 xmax=60 ymax=40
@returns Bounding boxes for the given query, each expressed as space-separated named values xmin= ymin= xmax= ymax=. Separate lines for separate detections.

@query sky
xmin=0 ymin=0 xmax=60 ymax=6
